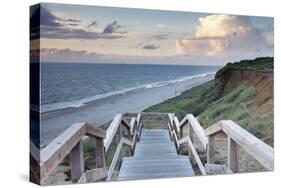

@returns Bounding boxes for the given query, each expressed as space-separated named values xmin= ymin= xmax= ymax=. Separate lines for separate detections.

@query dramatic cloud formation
xmin=176 ymin=14 xmax=273 ymax=58
xmin=143 ymin=44 xmax=160 ymax=50
xmin=31 ymin=4 xmax=273 ymax=65
xmin=30 ymin=6 xmax=126 ymax=40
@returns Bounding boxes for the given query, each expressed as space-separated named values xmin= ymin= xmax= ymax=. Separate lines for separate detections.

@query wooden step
xmin=117 ymin=129 xmax=195 ymax=181
xmin=118 ymin=171 xmax=194 ymax=181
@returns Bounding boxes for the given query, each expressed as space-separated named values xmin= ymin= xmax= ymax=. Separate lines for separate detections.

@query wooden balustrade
xmin=168 ymin=114 xmax=274 ymax=175
xmin=31 ymin=112 xmax=274 ymax=184
xmin=106 ymin=113 xmax=142 ymax=181
xmin=168 ymin=113 xmax=207 ymax=175
xmin=30 ymin=113 xmax=142 ymax=184
xmin=205 ymin=120 xmax=274 ymax=172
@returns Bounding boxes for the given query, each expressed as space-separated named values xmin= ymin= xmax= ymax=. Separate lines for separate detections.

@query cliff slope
xmin=145 ymin=57 xmax=274 ymax=145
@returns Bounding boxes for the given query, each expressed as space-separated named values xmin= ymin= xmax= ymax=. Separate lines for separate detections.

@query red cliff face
xmin=215 ymin=68 xmax=273 ymax=117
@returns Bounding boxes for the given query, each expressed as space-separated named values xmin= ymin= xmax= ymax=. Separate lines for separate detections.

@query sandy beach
xmin=40 ymin=74 xmax=214 ymax=147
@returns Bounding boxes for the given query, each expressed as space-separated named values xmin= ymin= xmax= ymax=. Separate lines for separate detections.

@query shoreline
xmin=40 ymin=74 xmax=214 ymax=147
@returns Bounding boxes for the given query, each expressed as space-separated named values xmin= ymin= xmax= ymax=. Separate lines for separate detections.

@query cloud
xmin=87 ymin=21 xmax=98 ymax=28
xmin=40 ymin=26 xmax=125 ymax=40
xmin=156 ymin=24 xmax=174 ymax=28
xmin=103 ymin=21 xmax=123 ymax=34
xmin=148 ymin=34 xmax=170 ymax=41
xmin=143 ymin=44 xmax=160 ymax=50
xmin=33 ymin=48 xmax=99 ymax=62
xmin=176 ymin=14 xmax=273 ymax=58
xmin=30 ymin=5 xmax=126 ymax=40
xmin=40 ymin=6 xmax=63 ymax=27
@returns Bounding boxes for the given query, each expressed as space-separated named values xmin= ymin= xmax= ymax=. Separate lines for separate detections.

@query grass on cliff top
xmin=144 ymin=80 xmax=273 ymax=145
xmin=216 ymin=57 xmax=273 ymax=78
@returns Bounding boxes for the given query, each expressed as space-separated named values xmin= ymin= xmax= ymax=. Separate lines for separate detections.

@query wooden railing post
xmin=207 ymin=135 xmax=215 ymax=164
xmin=95 ymin=138 xmax=105 ymax=168
xmin=187 ymin=122 xmax=195 ymax=164
xmin=227 ymin=136 xmax=239 ymax=172
xmin=119 ymin=125 xmax=124 ymax=159
xmin=136 ymin=113 xmax=141 ymax=142
xmin=179 ymin=126 xmax=184 ymax=154
xmin=70 ymin=140 xmax=84 ymax=183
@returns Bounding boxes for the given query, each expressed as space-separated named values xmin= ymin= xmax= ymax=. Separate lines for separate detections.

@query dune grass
xmin=145 ymin=80 xmax=273 ymax=145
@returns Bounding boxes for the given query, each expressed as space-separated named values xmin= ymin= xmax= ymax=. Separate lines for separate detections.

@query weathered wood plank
xmin=77 ymin=172 xmax=86 ymax=184
xmin=70 ymin=140 xmax=84 ymax=183
xmin=96 ymin=138 xmax=105 ymax=168
xmin=173 ymin=130 xmax=180 ymax=149
xmin=136 ymin=113 xmax=141 ymax=127
xmin=39 ymin=122 xmax=86 ymax=182
xmin=167 ymin=120 xmax=174 ymax=141
xmin=130 ymin=117 xmax=136 ymax=136
xmin=207 ymin=135 xmax=215 ymax=164
xmin=118 ymin=171 xmax=194 ymax=181
xmin=86 ymin=167 xmax=108 ymax=182
xmin=179 ymin=115 xmax=189 ymax=128
xmin=173 ymin=116 xmax=180 ymax=134
xmin=186 ymin=114 xmax=207 ymax=149
xmin=86 ymin=123 xmax=106 ymax=138
xmin=187 ymin=123 xmax=195 ymax=164
xmin=107 ymin=137 xmax=132 ymax=181
xmin=205 ymin=121 xmax=223 ymax=136
xmin=186 ymin=136 xmax=207 ymax=175
xmin=168 ymin=113 xmax=174 ymax=126
xmin=205 ymin=163 xmax=226 ymax=175
xmin=179 ymin=136 xmax=188 ymax=145
xmin=118 ymin=129 xmax=195 ymax=181
xmin=136 ymin=113 xmax=142 ymax=140
xmin=104 ymin=114 xmax=122 ymax=151
xmin=227 ymin=136 xmax=239 ymax=172
xmin=221 ymin=120 xmax=273 ymax=171
xmin=121 ymin=119 xmax=131 ymax=131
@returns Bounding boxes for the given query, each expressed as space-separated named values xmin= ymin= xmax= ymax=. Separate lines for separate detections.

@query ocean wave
xmin=41 ymin=71 xmax=215 ymax=113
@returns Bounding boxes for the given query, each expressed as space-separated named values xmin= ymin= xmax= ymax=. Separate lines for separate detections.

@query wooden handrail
xmin=168 ymin=113 xmax=207 ymax=175
xmin=31 ymin=113 xmax=142 ymax=184
xmin=32 ymin=112 xmax=273 ymax=183
xmin=106 ymin=113 xmax=142 ymax=181
xmin=185 ymin=136 xmax=207 ymax=175
xmin=33 ymin=122 xmax=106 ymax=184
xmin=104 ymin=114 xmax=123 ymax=152
xmin=205 ymin=120 xmax=274 ymax=171
xmin=106 ymin=137 xmax=133 ymax=180
xmin=179 ymin=114 xmax=207 ymax=149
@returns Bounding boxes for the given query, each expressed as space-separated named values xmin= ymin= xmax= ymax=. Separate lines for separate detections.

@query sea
xmin=40 ymin=63 xmax=221 ymax=113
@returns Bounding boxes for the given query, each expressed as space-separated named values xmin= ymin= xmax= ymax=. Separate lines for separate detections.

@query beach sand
xmin=40 ymin=75 xmax=214 ymax=147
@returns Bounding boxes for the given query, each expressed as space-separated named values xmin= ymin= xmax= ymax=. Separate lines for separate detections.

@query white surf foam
xmin=41 ymin=71 xmax=215 ymax=113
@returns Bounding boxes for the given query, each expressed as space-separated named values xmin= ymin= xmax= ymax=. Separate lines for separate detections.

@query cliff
xmin=145 ymin=57 xmax=274 ymax=145
xmin=215 ymin=57 xmax=273 ymax=117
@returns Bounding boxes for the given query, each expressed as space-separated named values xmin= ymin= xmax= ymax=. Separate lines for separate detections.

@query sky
xmin=30 ymin=3 xmax=274 ymax=65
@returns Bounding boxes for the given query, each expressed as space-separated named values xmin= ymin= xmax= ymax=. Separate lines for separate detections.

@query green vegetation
xmin=145 ymin=57 xmax=274 ymax=145
xmin=145 ymin=80 xmax=222 ymax=119
xmin=216 ymin=57 xmax=273 ymax=78
xmin=198 ymin=84 xmax=273 ymax=145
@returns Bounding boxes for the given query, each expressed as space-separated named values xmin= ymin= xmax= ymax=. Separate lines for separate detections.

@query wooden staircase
xmin=30 ymin=112 xmax=274 ymax=185
xmin=118 ymin=129 xmax=194 ymax=181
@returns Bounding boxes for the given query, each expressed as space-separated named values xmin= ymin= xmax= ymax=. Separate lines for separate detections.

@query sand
xmin=40 ymin=75 xmax=214 ymax=147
